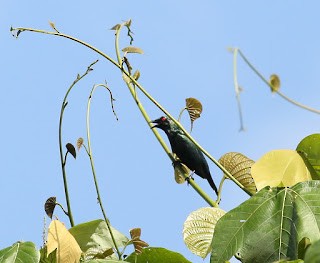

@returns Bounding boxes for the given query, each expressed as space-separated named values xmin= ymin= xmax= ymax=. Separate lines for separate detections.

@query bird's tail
xmin=207 ymin=174 xmax=218 ymax=196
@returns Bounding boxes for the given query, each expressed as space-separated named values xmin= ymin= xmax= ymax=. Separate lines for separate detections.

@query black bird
xmin=150 ymin=116 xmax=218 ymax=195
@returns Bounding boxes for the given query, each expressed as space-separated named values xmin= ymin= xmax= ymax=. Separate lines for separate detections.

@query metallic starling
xmin=151 ymin=116 xmax=218 ymax=195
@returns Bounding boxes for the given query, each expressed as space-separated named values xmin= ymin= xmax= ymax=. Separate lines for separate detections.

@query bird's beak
xmin=149 ymin=119 xmax=159 ymax=129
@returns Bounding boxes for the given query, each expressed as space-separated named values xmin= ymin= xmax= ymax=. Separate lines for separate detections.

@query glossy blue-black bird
xmin=151 ymin=116 xmax=218 ymax=195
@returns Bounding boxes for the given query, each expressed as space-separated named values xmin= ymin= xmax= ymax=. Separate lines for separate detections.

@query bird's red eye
xmin=161 ymin=116 xmax=167 ymax=122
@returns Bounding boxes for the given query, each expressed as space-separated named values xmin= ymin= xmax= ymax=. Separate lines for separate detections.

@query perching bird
xmin=150 ymin=116 xmax=218 ymax=195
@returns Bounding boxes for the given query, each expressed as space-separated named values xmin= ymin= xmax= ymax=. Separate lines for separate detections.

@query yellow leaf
xmin=122 ymin=46 xmax=144 ymax=54
xmin=133 ymin=70 xmax=140 ymax=80
xmin=47 ymin=220 xmax=82 ymax=263
xmin=183 ymin=207 xmax=226 ymax=259
xmin=49 ymin=21 xmax=55 ymax=30
xmin=269 ymin=74 xmax=281 ymax=92
xmin=251 ymin=149 xmax=312 ymax=191
xmin=174 ymin=162 xmax=189 ymax=184
xmin=110 ymin=24 xmax=121 ymax=30
xmin=124 ymin=19 xmax=132 ymax=27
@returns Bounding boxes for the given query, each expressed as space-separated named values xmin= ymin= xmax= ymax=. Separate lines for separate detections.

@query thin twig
xmin=232 ymin=48 xmax=245 ymax=131
xmin=237 ymin=49 xmax=320 ymax=115
xmin=86 ymin=83 xmax=121 ymax=259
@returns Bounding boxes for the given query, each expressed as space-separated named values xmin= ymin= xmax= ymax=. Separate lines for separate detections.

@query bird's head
xmin=150 ymin=116 xmax=172 ymax=131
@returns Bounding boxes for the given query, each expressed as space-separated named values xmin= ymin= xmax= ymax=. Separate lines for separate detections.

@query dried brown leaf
xmin=77 ymin=138 xmax=84 ymax=151
xmin=49 ymin=21 xmax=56 ymax=30
xmin=186 ymin=98 xmax=203 ymax=131
xmin=130 ymin=228 xmax=149 ymax=254
xmin=44 ymin=197 xmax=56 ymax=219
xmin=219 ymin=152 xmax=256 ymax=194
xmin=122 ymin=46 xmax=144 ymax=54
xmin=66 ymin=143 xmax=76 ymax=159
xmin=124 ymin=19 xmax=132 ymax=27
xmin=110 ymin=24 xmax=121 ymax=30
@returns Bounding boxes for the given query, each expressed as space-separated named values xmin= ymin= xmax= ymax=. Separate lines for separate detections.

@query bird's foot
xmin=186 ymin=171 xmax=195 ymax=185
xmin=172 ymin=160 xmax=181 ymax=168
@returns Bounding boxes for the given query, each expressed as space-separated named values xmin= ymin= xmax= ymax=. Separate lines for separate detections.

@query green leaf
xmin=211 ymin=181 xmax=320 ymax=263
xmin=69 ymin=219 xmax=129 ymax=259
xmin=273 ymin=260 xmax=304 ymax=263
xmin=0 ymin=241 xmax=40 ymax=263
xmin=298 ymin=237 xmax=311 ymax=260
xmin=304 ymin=238 xmax=320 ymax=263
xmin=85 ymin=260 xmax=129 ymax=263
xmin=39 ymin=246 xmax=56 ymax=263
xmin=251 ymin=149 xmax=312 ymax=191
xmin=125 ymin=247 xmax=191 ymax=263
xmin=296 ymin=133 xmax=320 ymax=179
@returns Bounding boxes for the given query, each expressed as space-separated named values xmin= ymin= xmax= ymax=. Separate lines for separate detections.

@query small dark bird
xmin=150 ymin=116 xmax=218 ymax=195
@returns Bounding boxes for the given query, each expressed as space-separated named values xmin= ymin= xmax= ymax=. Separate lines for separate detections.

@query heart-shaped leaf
xmin=183 ymin=207 xmax=226 ymax=258
xmin=219 ymin=152 xmax=256 ymax=194
xmin=47 ymin=220 xmax=82 ymax=263
xmin=0 ymin=242 xmax=40 ymax=263
xmin=296 ymin=133 xmax=320 ymax=179
xmin=251 ymin=149 xmax=312 ymax=191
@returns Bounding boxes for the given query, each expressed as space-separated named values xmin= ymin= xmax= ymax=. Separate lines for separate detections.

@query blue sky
xmin=1 ymin=1 xmax=320 ymax=262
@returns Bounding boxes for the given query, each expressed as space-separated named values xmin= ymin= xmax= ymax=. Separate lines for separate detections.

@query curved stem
xmin=115 ymin=24 xmax=219 ymax=206
xmin=12 ymin=28 xmax=121 ymax=73
xmin=59 ymin=99 xmax=74 ymax=226
xmin=217 ymin=175 xmax=227 ymax=204
xmin=237 ymin=49 xmax=320 ymax=115
xmin=233 ymin=48 xmax=245 ymax=131
xmin=58 ymin=60 xmax=98 ymax=227
xmin=115 ymin=28 xmax=247 ymax=195
xmin=12 ymin=26 xmax=249 ymax=197
xmin=178 ymin=107 xmax=186 ymax=122
xmin=86 ymin=83 xmax=121 ymax=259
